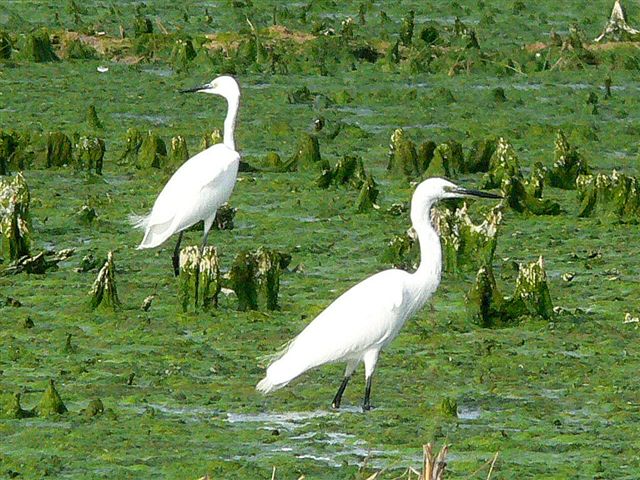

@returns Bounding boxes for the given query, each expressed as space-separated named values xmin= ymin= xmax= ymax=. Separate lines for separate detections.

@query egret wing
xmin=283 ymin=269 xmax=409 ymax=368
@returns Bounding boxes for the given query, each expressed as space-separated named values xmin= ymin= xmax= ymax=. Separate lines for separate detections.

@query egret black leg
xmin=332 ymin=375 xmax=351 ymax=409
xmin=362 ymin=375 xmax=373 ymax=412
xmin=172 ymin=231 xmax=184 ymax=277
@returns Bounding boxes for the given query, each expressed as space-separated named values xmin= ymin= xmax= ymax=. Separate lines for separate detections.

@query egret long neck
xmin=411 ymin=203 xmax=442 ymax=294
xmin=223 ymin=95 xmax=240 ymax=151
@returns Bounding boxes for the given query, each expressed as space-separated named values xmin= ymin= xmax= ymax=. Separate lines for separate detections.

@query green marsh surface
xmin=1 ymin=1 xmax=640 ymax=478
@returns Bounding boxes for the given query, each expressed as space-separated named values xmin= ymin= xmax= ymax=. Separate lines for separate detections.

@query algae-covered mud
xmin=2 ymin=1 xmax=640 ymax=478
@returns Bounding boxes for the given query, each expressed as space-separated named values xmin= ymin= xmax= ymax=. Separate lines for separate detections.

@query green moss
xmin=138 ymin=132 xmax=167 ymax=169
xmin=36 ymin=379 xmax=67 ymax=417
xmin=417 ymin=141 xmax=437 ymax=173
xmin=89 ymin=251 xmax=120 ymax=310
xmin=45 ymin=132 xmax=73 ymax=168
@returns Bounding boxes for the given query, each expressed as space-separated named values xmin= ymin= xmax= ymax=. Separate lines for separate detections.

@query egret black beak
xmin=455 ymin=187 xmax=502 ymax=199
xmin=180 ymin=84 xmax=209 ymax=94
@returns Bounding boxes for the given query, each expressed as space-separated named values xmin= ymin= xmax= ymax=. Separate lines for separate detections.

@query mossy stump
xmin=595 ymin=0 xmax=640 ymax=42
xmin=425 ymin=141 xmax=464 ymax=178
xmin=138 ymin=132 xmax=167 ymax=169
xmin=134 ymin=16 xmax=153 ymax=37
xmin=5 ymin=393 xmax=35 ymax=419
xmin=200 ymin=129 xmax=223 ymax=150
xmin=230 ymin=250 xmax=258 ymax=311
xmin=75 ymin=136 xmax=105 ymax=174
xmin=284 ymin=133 xmax=322 ymax=171
xmin=86 ymin=105 xmax=103 ymax=130
xmin=254 ymin=247 xmax=283 ymax=310
xmin=547 ymin=130 xmax=590 ymax=190
xmin=0 ymin=31 xmax=11 ymax=60
xmin=214 ymin=203 xmax=236 ymax=230
xmin=36 ymin=379 xmax=67 ymax=416
xmin=119 ymin=128 xmax=143 ymax=165
xmin=169 ymin=135 xmax=190 ymax=167
xmin=45 ymin=132 xmax=73 ymax=168
xmin=83 ymin=399 xmax=105 ymax=419
xmin=333 ymin=155 xmax=366 ymax=188
xmin=465 ymin=138 xmax=497 ymax=173
xmin=387 ymin=128 xmax=421 ymax=179
xmin=467 ymin=258 xmax=554 ymax=327
xmin=229 ymin=248 xmax=285 ymax=311
xmin=89 ymin=251 xmax=120 ymax=310
xmin=466 ymin=265 xmax=503 ymax=327
xmin=380 ymin=230 xmax=419 ymax=270
xmin=21 ymin=29 xmax=58 ymax=62
xmin=432 ymin=204 xmax=503 ymax=274
xmin=178 ymin=246 xmax=221 ymax=311
xmin=417 ymin=141 xmax=437 ymax=173
xmin=171 ymin=38 xmax=197 ymax=72
xmin=0 ymin=130 xmax=18 ymax=175
xmin=355 ymin=174 xmax=379 ymax=213
xmin=501 ymin=175 xmax=560 ymax=215
xmin=576 ymin=170 xmax=640 ymax=219
xmin=482 ymin=137 xmax=522 ymax=189
xmin=0 ymin=172 xmax=31 ymax=261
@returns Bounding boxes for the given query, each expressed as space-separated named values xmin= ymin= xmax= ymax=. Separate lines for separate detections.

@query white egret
xmin=256 ymin=178 xmax=501 ymax=411
xmin=132 ymin=75 xmax=241 ymax=276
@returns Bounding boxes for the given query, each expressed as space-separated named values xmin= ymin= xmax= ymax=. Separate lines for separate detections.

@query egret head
xmin=180 ymin=75 xmax=240 ymax=100
xmin=411 ymin=177 xmax=501 ymax=224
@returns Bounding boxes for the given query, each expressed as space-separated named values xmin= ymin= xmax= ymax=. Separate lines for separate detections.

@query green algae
xmin=138 ymin=131 xmax=167 ymax=169
xmin=576 ymin=170 xmax=640 ymax=219
xmin=1 ymin=2 xmax=640 ymax=479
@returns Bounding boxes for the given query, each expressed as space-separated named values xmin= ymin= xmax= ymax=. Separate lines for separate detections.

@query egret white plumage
xmin=132 ymin=75 xmax=241 ymax=276
xmin=256 ymin=178 xmax=501 ymax=411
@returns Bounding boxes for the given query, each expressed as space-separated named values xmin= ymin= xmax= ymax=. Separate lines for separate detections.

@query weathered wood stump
xmin=89 ymin=251 xmax=120 ymax=310
xmin=178 ymin=246 xmax=221 ymax=311
xmin=0 ymin=172 xmax=31 ymax=261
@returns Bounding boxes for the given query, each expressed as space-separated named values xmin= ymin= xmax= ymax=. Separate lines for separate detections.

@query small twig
xmin=486 ymin=452 xmax=499 ymax=480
